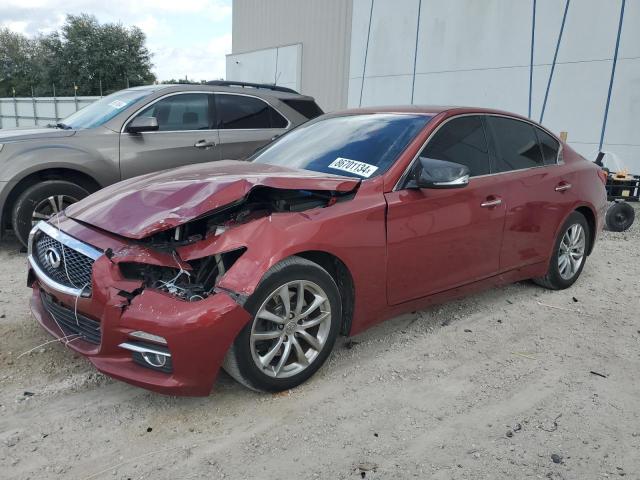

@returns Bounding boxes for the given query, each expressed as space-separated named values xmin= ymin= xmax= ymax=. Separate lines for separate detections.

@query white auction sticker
xmin=108 ymin=100 xmax=127 ymax=109
xmin=328 ymin=157 xmax=378 ymax=178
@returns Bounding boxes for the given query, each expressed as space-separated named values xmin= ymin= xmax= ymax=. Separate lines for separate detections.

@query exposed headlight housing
xmin=119 ymin=248 xmax=246 ymax=301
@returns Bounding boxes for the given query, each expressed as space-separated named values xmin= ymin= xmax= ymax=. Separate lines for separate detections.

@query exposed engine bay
xmin=141 ymin=187 xmax=352 ymax=248
xmin=118 ymin=187 xmax=355 ymax=301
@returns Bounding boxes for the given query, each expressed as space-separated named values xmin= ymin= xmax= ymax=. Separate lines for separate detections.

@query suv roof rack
xmin=206 ymin=80 xmax=299 ymax=95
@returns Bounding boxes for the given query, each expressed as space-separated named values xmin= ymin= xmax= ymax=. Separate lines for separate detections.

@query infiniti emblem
xmin=44 ymin=247 xmax=62 ymax=269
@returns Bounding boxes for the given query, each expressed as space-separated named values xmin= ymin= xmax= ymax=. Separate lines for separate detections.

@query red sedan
xmin=27 ymin=107 xmax=608 ymax=395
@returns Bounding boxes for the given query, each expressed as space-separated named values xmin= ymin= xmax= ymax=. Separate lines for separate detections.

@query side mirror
xmin=127 ymin=116 xmax=159 ymax=134
xmin=411 ymin=157 xmax=470 ymax=189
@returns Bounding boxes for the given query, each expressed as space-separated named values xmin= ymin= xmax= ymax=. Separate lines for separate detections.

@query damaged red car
xmin=27 ymin=107 xmax=608 ymax=395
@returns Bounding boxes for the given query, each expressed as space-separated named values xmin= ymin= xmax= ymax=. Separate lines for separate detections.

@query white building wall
xmin=226 ymin=44 xmax=302 ymax=92
xmin=231 ymin=0 xmax=353 ymax=112
xmin=349 ymin=0 xmax=640 ymax=172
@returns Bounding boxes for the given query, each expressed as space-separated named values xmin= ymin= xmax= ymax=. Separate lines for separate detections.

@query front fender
xmin=175 ymin=187 xmax=389 ymax=335
xmin=0 ymin=132 xmax=119 ymax=185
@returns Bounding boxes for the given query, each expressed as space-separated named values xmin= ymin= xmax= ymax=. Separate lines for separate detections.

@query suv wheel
xmin=12 ymin=180 xmax=89 ymax=247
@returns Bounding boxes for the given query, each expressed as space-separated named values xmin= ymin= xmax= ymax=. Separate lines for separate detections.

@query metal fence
xmin=0 ymin=95 xmax=100 ymax=128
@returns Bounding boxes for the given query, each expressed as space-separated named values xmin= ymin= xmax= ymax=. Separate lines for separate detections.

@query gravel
xmin=1 ymin=205 xmax=639 ymax=479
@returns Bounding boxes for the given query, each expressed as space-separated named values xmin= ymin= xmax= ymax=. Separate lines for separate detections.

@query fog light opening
xmin=142 ymin=352 xmax=168 ymax=368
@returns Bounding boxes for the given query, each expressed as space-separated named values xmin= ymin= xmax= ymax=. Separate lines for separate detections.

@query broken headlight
xmin=119 ymin=248 xmax=245 ymax=302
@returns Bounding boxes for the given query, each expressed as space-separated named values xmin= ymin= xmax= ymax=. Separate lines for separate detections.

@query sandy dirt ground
xmin=1 ymin=211 xmax=639 ymax=480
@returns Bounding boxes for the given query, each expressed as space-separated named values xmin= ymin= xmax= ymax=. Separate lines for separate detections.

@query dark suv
xmin=0 ymin=81 xmax=323 ymax=246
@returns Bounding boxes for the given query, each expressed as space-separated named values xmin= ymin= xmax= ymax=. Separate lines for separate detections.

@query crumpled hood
xmin=0 ymin=127 xmax=75 ymax=142
xmin=65 ymin=160 xmax=360 ymax=239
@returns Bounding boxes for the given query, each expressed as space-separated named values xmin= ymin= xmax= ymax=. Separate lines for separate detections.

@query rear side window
xmin=282 ymin=98 xmax=324 ymax=119
xmin=487 ymin=116 xmax=544 ymax=172
xmin=216 ymin=94 xmax=288 ymax=129
xmin=535 ymin=128 xmax=560 ymax=165
xmin=136 ymin=93 xmax=210 ymax=131
xmin=419 ymin=116 xmax=490 ymax=177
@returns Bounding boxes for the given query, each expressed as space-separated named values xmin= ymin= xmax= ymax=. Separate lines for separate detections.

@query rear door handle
xmin=555 ymin=182 xmax=572 ymax=192
xmin=480 ymin=197 xmax=502 ymax=208
xmin=194 ymin=139 xmax=217 ymax=149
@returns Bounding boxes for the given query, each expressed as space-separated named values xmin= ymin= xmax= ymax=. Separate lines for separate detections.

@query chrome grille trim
xmin=28 ymin=221 xmax=102 ymax=297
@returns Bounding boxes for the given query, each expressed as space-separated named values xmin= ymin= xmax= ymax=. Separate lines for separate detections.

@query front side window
xmin=419 ymin=116 xmax=490 ymax=177
xmin=535 ymin=128 xmax=560 ymax=165
xmin=252 ymin=113 xmax=432 ymax=178
xmin=136 ymin=93 xmax=210 ymax=131
xmin=216 ymin=94 xmax=288 ymax=129
xmin=62 ymin=88 xmax=155 ymax=129
xmin=487 ymin=116 xmax=544 ymax=172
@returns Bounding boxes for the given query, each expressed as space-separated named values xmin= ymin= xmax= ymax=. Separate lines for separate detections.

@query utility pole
xmin=12 ymin=87 xmax=18 ymax=127
xmin=53 ymin=84 xmax=59 ymax=121
xmin=31 ymin=86 xmax=37 ymax=125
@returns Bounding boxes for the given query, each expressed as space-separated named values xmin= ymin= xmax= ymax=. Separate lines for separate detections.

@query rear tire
xmin=12 ymin=180 xmax=89 ymax=247
xmin=534 ymin=211 xmax=590 ymax=290
xmin=605 ymin=201 xmax=635 ymax=232
xmin=223 ymin=256 xmax=342 ymax=392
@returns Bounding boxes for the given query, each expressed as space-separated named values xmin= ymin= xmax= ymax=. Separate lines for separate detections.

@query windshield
xmin=61 ymin=88 xmax=156 ymax=129
xmin=252 ymin=113 xmax=432 ymax=178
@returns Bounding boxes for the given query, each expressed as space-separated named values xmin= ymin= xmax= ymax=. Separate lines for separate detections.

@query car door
xmin=385 ymin=115 xmax=507 ymax=305
xmin=119 ymin=92 xmax=220 ymax=179
xmin=484 ymin=116 xmax=572 ymax=270
xmin=215 ymin=93 xmax=290 ymax=160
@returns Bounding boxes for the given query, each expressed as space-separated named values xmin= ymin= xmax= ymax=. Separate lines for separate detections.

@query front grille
xmin=34 ymin=231 xmax=95 ymax=294
xmin=41 ymin=291 xmax=101 ymax=345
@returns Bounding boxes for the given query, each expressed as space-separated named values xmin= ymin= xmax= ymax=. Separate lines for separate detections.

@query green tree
xmin=42 ymin=14 xmax=156 ymax=96
xmin=0 ymin=14 xmax=156 ymax=97
xmin=0 ymin=28 xmax=46 ymax=96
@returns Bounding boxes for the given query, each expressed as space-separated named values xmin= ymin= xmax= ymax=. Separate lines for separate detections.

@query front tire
xmin=534 ymin=211 xmax=590 ymax=290
xmin=223 ymin=256 xmax=342 ymax=392
xmin=12 ymin=180 xmax=89 ymax=247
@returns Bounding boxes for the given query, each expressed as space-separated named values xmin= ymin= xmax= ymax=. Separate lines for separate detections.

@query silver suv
xmin=0 ymin=81 xmax=323 ymax=246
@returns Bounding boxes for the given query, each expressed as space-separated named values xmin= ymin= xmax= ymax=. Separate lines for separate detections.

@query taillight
xmin=598 ymin=169 xmax=608 ymax=185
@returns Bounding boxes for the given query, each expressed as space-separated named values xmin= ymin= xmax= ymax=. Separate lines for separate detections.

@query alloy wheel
xmin=250 ymin=280 xmax=332 ymax=378
xmin=31 ymin=195 xmax=79 ymax=226
xmin=558 ymin=223 xmax=586 ymax=280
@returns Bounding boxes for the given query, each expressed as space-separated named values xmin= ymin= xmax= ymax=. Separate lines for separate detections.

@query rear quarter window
xmin=216 ymin=94 xmax=288 ymax=129
xmin=282 ymin=98 xmax=324 ymax=120
xmin=535 ymin=128 xmax=561 ymax=165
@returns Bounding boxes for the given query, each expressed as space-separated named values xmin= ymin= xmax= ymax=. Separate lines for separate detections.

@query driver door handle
xmin=480 ymin=197 xmax=502 ymax=208
xmin=194 ymin=139 xmax=217 ymax=149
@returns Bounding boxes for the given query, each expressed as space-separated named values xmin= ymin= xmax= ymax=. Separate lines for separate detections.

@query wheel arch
xmin=292 ymin=250 xmax=355 ymax=336
xmin=574 ymin=205 xmax=596 ymax=255
xmin=2 ymin=168 xmax=102 ymax=231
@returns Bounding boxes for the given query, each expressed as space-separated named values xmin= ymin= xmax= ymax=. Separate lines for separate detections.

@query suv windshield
xmin=61 ymin=88 xmax=157 ymax=129
xmin=252 ymin=113 xmax=432 ymax=178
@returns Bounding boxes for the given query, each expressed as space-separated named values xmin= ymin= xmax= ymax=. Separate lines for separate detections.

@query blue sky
xmin=0 ymin=0 xmax=233 ymax=81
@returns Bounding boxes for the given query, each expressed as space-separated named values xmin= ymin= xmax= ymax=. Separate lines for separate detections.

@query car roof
xmin=142 ymin=83 xmax=309 ymax=100
xmin=335 ymin=105 xmax=539 ymax=122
